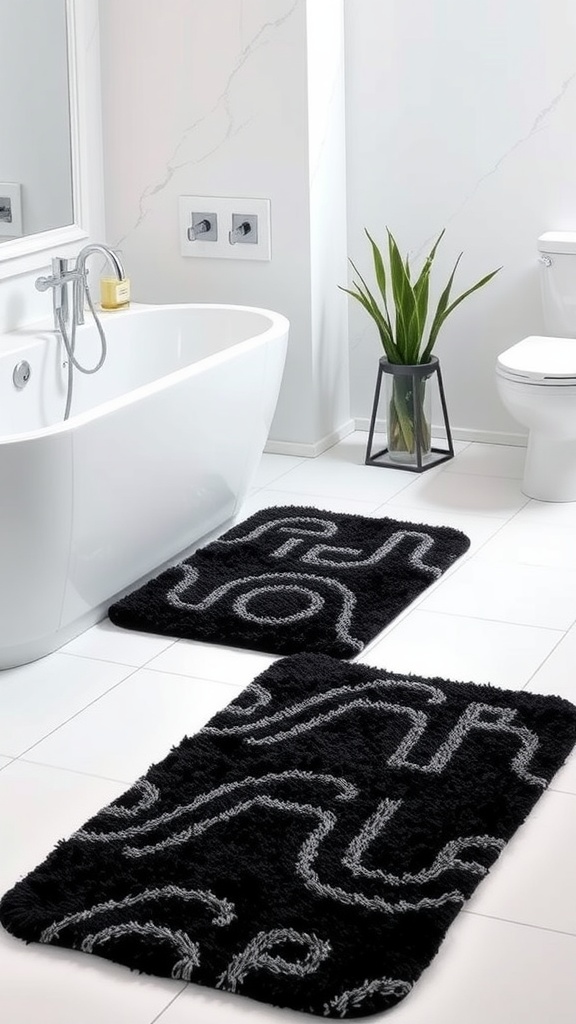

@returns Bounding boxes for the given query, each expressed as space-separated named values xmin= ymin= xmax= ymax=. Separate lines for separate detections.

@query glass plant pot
xmin=365 ymin=356 xmax=454 ymax=472
xmin=385 ymin=366 xmax=432 ymax=464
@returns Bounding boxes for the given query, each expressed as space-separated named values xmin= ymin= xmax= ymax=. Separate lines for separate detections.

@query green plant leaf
xmin=391 ymin=379 xmax=415 ymax=450
xmin=387 ymin=229 xmax=421 ymax=362
xmin=347 ymin=262 xmax=394 ymax=348
xmin=413 ymin=230 xmax=444 ymax=303
xmin=443 ymin=267 xmax=502 ymax=320
xmin=422 ymin=260 xmax=501 ymax=363
xmin=422 ymin=253 xmax=462 ymax=362
xmin=348 ymin=258 xmax=389 ymax=326
xmin=339 ymin=283 xmax=382 ymax=330
xmin=340 ymin=225 xmax=500 ymax=368
xmin=409 ymin=231 xmax=445 ymax=363
xmin=413 ymin=273 xmax=429 ymax=350
xmin=338 ymin=280 xmax=402 ymax=364
xmin=364 ymin=230 xmax=392 ymax=326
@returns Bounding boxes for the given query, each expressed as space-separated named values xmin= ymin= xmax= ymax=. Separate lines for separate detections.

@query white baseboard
xmin=353 ymin=417 xmax=528 ymax=448
xmin=448 ymin=426 xmax=527 ymax=447
xmin=265 ymin=419 xmax=527 ymax=457
xmin=265 ymin=419 xmax=355 ymax=458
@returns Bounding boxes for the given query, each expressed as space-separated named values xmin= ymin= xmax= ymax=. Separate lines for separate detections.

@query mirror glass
xmin=0 ymin=0 xmax=73 ymax=243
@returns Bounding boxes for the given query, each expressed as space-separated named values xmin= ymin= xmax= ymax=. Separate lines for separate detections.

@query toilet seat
xmin=497 ymin=336 xmax=576 ymax=385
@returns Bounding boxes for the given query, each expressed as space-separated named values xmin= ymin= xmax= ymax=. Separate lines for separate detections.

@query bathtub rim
xmin=0 ymin=301 xmax=290 ymax=443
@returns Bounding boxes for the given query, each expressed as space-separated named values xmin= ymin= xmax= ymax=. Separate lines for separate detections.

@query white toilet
xmin=496 ymin=231 xmax=576 ymax=501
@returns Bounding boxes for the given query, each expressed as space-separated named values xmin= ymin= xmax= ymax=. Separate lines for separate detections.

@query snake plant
xmin=341 ymin=228 xmax=501 ymax=457
xmin=341 ymin=228 xmax=501 ymax=365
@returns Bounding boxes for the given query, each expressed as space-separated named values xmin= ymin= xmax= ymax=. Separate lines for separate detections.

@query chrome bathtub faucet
xmin=35 ymin=244 xmax=126 ymax=331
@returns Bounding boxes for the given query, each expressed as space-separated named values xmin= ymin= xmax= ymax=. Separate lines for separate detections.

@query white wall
xmin=305 ymin=0 xmax=350 ymax=451
xmin=345 ymin=0 xmax=576 ymax=443
xmin=98 ymin=0 xmax=351 ymax=451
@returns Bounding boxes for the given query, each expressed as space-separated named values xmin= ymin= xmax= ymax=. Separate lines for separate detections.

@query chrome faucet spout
xmin=73 ymin=244 xmax=125 ymax=325
xmin=74 ymin=244 xmax=125 ymax=280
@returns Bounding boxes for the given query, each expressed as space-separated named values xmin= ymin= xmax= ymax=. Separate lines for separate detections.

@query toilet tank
xmin=538 ymin=232 xmax=576 ymax=337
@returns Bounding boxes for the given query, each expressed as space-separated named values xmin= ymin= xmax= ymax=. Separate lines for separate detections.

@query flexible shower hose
xmin=56 ymin=275 xmax=107 ymax=420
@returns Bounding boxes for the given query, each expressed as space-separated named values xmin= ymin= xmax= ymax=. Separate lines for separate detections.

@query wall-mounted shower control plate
xmin=179 ymin=195 xmax=271 ymax=260
xmin=0 ymin=182 xmax=22 ymax=237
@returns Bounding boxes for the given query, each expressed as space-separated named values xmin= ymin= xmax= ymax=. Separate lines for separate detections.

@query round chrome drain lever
xmin=13 ymin=360 xmax=31 ymax=389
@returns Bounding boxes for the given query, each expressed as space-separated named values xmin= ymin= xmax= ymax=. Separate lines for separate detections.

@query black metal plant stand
xmin=365 ymin=356 xmax=454 ymax=472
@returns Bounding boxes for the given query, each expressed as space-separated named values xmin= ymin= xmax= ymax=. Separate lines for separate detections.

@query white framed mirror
xmin=0 ymin=0 xmax=104 ymax=280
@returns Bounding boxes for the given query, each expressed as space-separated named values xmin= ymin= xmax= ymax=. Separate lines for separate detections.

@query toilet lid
xmin=497 ymin=336 xmax=576 ymax=383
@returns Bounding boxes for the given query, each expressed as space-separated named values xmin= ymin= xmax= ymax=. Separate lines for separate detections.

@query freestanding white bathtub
xmin=0 ymin=302 xmax=288 ymax=668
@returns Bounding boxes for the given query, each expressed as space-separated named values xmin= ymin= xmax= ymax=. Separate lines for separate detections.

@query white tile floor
xmin=2 ymin=433 xmax=576 ymax=1023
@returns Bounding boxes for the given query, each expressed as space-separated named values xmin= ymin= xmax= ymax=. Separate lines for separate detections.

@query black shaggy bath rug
xmin=108 ymin=506 xmax=470 ymax=657
xmin=2 ymin=654 xmax=576 ymax=1018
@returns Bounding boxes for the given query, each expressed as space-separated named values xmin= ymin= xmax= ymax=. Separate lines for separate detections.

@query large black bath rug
xmin=2 ymin=654 xmax=576 ymax=1018
xmin=108 ymin=506 xmax=470 ymax=657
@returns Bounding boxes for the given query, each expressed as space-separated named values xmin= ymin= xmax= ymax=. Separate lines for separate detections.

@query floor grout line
xmin=141 ymin=664 xmax=253 ymax=687
xmin=417 ymin=608 xmax=574 ymax=632
xmin=372 ymin=603 xmax=566 ymax=634
xmin=10 ymin=663 xmax=144 ymax=761
xmin=463 ymin=908 xmax=576 ymax=940
xmin=147 ymin=985 xmax=188 ymax=1024
xmin=5 ymin=757 xmax=135 ymax=786
xmin=520 ymin=628 xmax=572 ymax=693
xmin=58 ymin=636 xmax=180 ymax=671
